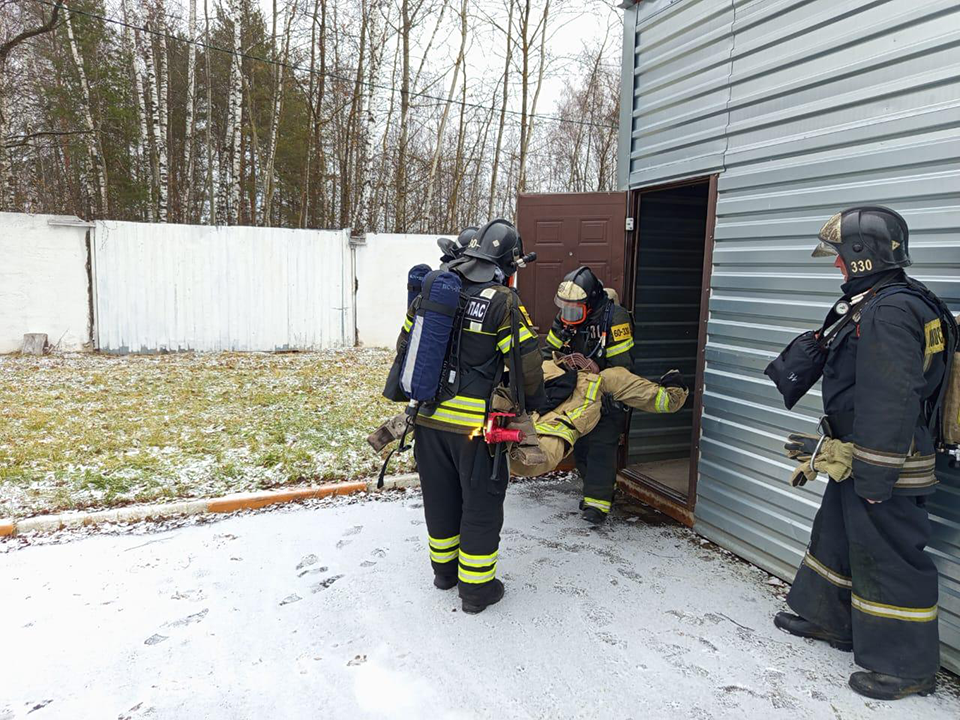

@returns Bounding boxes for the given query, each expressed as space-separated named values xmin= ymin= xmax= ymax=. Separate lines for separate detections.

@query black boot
xmin=773 ymin=612 xmax=852 ymax=651
xmin=461 ymin=579 xmax=505 ymax=615
xmin=848 ymin=671 xmax=936 ymax=700
xmin=434 ymin=574 xmax=457 ymax=591
xmin=582 ymin=507 xmax=607 ymax=525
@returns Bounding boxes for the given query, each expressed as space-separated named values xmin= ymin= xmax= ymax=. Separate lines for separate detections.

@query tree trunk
xmin=154 ymin=1 xmax=169 ymax=221
xmin=423 ymin=0 xmax=467 ymax=232
xmin=518 ymin=0 xmax=549 ymax=196
xmin=262 ymin=4 xmax=295 ymax=227
xmin=182 ymin=0 xmax=197 ymax=222
xmin=121 ymin=0 xmax=151 ymax=220
xmin=64 ymin=6 xmax=108 ymax=215
xmin=204 ymin=0 xmax=214 ymax=223
xmin=228 ymin=4 xmax=243 ymax=224
xmin=354 ymin=0 xmax=384 ymax=234
xmin=395 ymin=0 xmax=411 ymax=232
xmin=488 ymin=1 xmax=514 ymax=220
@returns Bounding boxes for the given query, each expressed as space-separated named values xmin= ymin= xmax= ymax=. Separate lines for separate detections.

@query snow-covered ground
xmin=2 ymin=476 xmax=958 ymax=719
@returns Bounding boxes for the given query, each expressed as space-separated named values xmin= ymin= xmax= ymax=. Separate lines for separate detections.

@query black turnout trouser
xmin=574 ymin=407 xmax=627 ymax=515
xmin=413 ymin=425 xmax=508 ymax=600
xmin=787 ymin=477 xmax=940 ymax=678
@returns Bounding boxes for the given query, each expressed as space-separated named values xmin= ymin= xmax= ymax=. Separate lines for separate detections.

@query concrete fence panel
xmin=92 ymin=221 xmax=354 ymax=352
xmin=0 ymin=212 xmax=91 ymax=353
xmin=354 ymin=233 xmax=444 ymax=348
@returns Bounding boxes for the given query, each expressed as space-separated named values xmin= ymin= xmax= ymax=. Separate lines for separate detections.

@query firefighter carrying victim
xmin=765 ymin=205 xmax=958 ymax=701
xmin=371 ymin=230 xmax=693 ymax=614
xmin=545 ymin=266 xmax=689 ymax=524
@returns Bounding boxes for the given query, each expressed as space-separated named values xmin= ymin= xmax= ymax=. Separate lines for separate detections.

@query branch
xmin=0 ymin=1 xmax=61 ymax=64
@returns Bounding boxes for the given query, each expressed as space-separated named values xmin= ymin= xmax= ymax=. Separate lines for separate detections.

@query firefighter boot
xmin=848 ymin=672 xmax=936 ymax=700
xmin=774 ymin=612 xmax=852 ymax=651
xmin=582 ymin=506 xmax=607 ymax=525
xmin=461 ymin=579 xmax=505 ymax=615
xmin=434 ymin=574 xmax=457 ymax=591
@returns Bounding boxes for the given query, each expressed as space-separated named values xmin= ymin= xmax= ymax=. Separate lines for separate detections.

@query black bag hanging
xmin=765 ymin=284 xmax=887 ymax=410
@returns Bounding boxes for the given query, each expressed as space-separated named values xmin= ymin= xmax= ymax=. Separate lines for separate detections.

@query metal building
xmin=517 ymin=0 xmax=960 ymax=673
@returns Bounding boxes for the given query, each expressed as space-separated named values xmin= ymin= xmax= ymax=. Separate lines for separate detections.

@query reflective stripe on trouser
xmin=413 ymin=424 xmax=506 ymax=598
xmin=786 ymin=478 xmax=940 ymax=678
xmin=428 ymin=533 xmax=460 ymax=566
xmin=574 ymin=408 xmax=625 ymax=508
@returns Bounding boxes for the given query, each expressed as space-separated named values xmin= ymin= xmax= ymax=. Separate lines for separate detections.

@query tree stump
xmin=22 ymin=333 xmax=48 ymax=356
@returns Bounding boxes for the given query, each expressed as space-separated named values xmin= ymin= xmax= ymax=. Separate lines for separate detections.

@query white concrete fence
xmin=0 ymin=212 xmax=443 ymax=353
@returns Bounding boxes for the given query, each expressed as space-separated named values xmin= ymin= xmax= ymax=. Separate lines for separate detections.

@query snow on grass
xmin=0 ymin=349 xmax=413 ymax=518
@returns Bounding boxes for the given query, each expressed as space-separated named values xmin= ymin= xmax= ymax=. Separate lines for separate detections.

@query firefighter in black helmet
xmin=390 ymin=218 xmax=544 ymax=614
xmin=438 ymin=226 xmax=479 ymax=266
xmin=545 ymin=267 xmax=642 ymax=523
xmin=769 ymin=206 xmax=952 ymax=700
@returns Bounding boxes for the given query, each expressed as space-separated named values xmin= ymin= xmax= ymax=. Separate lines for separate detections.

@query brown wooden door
xmin=515 ymin=192 xmax=628 ymax=333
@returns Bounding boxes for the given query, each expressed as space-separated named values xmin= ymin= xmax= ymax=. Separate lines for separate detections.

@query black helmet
xmin=457 ymin=226 xmax=479 ymax=248
xmin=813 ymin=206 xmax=911 ymax=277
xmin=438 ymin=226 xmax=479 ymax=264
xmin=451 ymin=218 xmax=522 ymax=282
xmin=554 ymin=266 xmax=605 ymax=326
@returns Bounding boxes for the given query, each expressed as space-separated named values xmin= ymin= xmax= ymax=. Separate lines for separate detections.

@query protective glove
xmin=784 ymin=432 xmax=820 ymax=460
xmin=784 ymin=434 xmax=853 ymax=487
xmin=659 ymin=369 xmax=688 ymax=392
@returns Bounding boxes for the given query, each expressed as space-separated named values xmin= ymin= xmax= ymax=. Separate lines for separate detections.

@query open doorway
xmin=622 ymin=179 xmax=712 ymax=506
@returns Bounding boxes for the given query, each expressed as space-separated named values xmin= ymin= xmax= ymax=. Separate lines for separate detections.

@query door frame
xmin=617 ymin=174 xmax=718 ymax=524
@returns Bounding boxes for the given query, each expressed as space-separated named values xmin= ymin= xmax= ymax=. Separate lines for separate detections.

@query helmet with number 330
xmin=812 ymin=206 xmax=912 ymax=278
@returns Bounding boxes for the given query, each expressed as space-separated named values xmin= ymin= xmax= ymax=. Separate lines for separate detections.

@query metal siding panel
xmin=622 ymin=0 xmax=960 ymax=671
xmin=626 ymin=0 xmax=735 ymax=188
xmin=93 ymin=222 xmax=352 ymax=352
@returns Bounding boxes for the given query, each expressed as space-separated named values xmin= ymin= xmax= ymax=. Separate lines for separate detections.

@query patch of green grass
xmin=0 ymin=349 xmax=413 ymax=518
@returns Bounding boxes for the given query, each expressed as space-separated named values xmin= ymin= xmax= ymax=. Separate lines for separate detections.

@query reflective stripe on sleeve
xmin=606 ymin=338 xmax=635 ymax=358
xmin=402 ymin=316 xmax=413 ymax=332
xmin=546 ymin=330 xmax=563 ymax=349
xmin=655 ymin=387 xmax=670 ymax=413
xmin=497 ymin=325 xmax=536 ymax=353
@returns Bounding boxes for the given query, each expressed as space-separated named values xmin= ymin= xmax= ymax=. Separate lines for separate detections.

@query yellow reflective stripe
xmin=568 ymin=378 xmax=602 ymax=420
xmin=458 ymin=567 xmax=497 ymax=584
xmin=465 ymin=327 xmax=496 ymax=336
xmin=428 ymin=534 xmax=461 ymax=549
xmin=654 ymin=387 xmax=670 ymax=414
xmin=546 ymin=330 xmax=563 ymax=348
xmin=586 ymin=378 xmax=600 ymax=401
xmin=583 ymin=497 xmax=611 ymax=512
xmin=802 ymin=551 xmax=852 ymax=589
xmin=459 ymin=550 xmax=498 ymax=567
xmin=497 ymin=326 xmax=535 ymax=353
xmin=536 ymin=421 xmax=576 ymax=444
xmin=441 ymin=400 xmax=485 ymax=414
xmin=402 ymin=316 xmax=413 ymax=332
xmin=606 ymin=338 xmax=635 ymax=358
xmin=851 ymin=594 xmax=937 ymax=623
xmin=430 ymin=550 xmax=459 ymax=563
xmin=428 ymin=410 xmax=484 ymax=428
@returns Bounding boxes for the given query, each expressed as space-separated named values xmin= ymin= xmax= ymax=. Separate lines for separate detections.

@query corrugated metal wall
xmin=621 ymin=0 xmax=960 ymax=672
xmin=92 ymin=221 xmax=354 ymax=352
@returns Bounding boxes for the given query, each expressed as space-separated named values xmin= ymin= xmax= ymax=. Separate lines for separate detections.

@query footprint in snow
xmin=144 ymin=634 xmax=168 ymax=646
xmin=342 ymin=525 xmax=363 ymax=536
xmin=298 ymin=566 xmax=329 ymax=578
xmin=311 ymin=575 xmax=344 ymax=593
xmin=280 ymin=594 xmax=302 ymax=606
xmin=296 ymin=554 xmax=319 ymax=570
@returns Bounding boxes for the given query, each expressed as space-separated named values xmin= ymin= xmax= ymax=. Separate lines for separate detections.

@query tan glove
xmin=368 ymin=413 xmax=412 ymax=452
xmin=784 ymin=432 xmax=853 ymax=487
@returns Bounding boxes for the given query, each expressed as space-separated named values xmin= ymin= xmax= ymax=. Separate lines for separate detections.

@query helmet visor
xmin=555 ymin=297 xmax=587 ymax=325
xmin=811 ymin=240 xmax=838 ymax=258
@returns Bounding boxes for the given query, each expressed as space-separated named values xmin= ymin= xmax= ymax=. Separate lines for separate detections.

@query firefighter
xmin=772 ymin=206 xmax=948 ymax=700
xmin=391 ymin=219 xmax=544 ymax=614
xmin=544 ymin=267 xmax=638 ymax=524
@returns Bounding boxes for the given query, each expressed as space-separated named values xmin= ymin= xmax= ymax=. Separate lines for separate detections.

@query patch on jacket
xmin=925 ymin=319 xmax=945 ymax=356
xmin=464 ymin=297 xmax=491 ymax=323
xmin=611 ymin=323 xmax=632 ymax=342
xmin=519 ymin=304 xmax=534 ymax=327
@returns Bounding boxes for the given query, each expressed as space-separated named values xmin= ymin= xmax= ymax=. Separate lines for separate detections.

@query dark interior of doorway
xmin=625 ymin=181 xmax=709 ymax=502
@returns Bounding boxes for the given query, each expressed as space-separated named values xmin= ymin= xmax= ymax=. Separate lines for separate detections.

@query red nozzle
xmin=482 ymin=412 xmax=523 ymax=444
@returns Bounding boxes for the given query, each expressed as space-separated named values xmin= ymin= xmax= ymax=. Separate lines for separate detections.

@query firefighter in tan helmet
xmin=544 ymin=266 xmax=687 ymax=523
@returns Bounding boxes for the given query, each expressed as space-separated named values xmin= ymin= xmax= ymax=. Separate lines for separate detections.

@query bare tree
xmin=64 ymin=4 xmax=108 ymax=215
xmin=182 ymin=0 xmax=198 ymax=221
